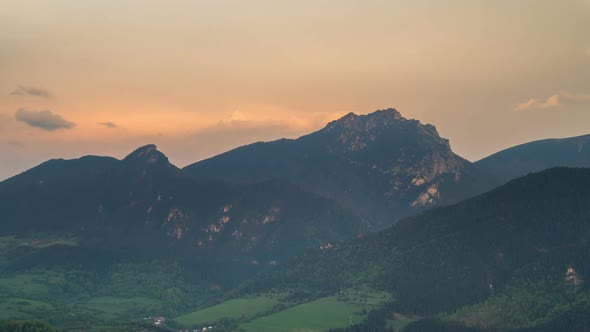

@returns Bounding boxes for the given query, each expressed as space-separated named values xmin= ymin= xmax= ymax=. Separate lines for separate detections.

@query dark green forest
xmin=237 ymin=168 xmax=590 ymax=331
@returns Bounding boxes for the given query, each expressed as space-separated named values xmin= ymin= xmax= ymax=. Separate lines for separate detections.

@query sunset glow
xmin=1 ymin=0 xmax=590 ymax=179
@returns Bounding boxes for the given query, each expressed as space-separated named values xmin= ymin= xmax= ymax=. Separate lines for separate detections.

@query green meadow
xmin=172 ymin=293 xmax=285 ymax=328
xmin=0 ymin=233 xmax=217 ymax=331
xmin=238 ymin=289 xmax=391 ymax=332
xmin=171 ymin=287 xmax=391 ymax=331
xmin=0 ymin=234 xmax=395 ymax=331
xmin=0 ymin=297 xmax=54 ymax=320
xmin=74 ymin=296 xmax=161 ymax=320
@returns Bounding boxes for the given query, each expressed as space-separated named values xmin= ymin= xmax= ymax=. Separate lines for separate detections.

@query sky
xmin=1 ymin=0 xmax=590 ymax=180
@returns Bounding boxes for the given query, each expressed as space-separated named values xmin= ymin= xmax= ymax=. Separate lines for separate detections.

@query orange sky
xmin=1 ymin=0 xmax=590 ymax=180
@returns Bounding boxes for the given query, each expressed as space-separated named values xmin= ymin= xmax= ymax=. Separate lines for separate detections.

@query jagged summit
xmin=366 ymin=107 xmax=403 ymax=120
xmin=324 ymin=108 xmax=404 ymax=132
xmin=320 ymin=108 xmax=446 ymax=147
xmin=316 ymin=108 xmax=448 ymax=155
xmin=123 ymin=144 xmax=170 ymax=166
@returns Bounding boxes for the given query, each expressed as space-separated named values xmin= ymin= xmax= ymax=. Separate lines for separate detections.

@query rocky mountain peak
xmin=324 ymin=108 xmax=404 ymax=133
xmin=371 ymin=108 xmax=403 ymax=120
xmin=123 ymin=144 xmax=170 ymax=166
xmin=318 ymin=108 xmax=451 ymax=155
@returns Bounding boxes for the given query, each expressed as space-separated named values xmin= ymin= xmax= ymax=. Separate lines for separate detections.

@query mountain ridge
xmin=0 ymin=145 xmax=364 ymax=272
xmin=184 ymin=108 xmax=495 ymax=228
xmin=475 ymin=133 xmax=590 ymax=184
xmin=2 ymin=110 xmax=590 ymax=330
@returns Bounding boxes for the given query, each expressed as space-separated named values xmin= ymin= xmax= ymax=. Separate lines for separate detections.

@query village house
xmin=153 ymin=316 xmax=166 ymax=326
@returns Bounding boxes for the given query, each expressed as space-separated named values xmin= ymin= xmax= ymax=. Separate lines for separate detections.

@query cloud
xmin=514 ymin=91 xmax=590 ymax=111
xmin=97 ymin=121 xmax=119 ymax=128
xmin=185 ymin=117 xmax=305 ymax=156
xmin=15 ymin=108 xmax=76 ymax=131
xmin=6 ymin=140 xmax=24 ymax=148
xmin=229 ymin=110 xmax=248 ymax=122
xmin=10 ymin=86 xmax=52 ymax=98
xmin=196 ymin=119 xmax=298 ymax=142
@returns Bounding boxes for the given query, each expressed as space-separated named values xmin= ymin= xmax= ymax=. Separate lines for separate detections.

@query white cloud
xmin=513 ymin=91 xmax=590 ymax=111
xmin=229 ymin=110 xmax=248 ymax=122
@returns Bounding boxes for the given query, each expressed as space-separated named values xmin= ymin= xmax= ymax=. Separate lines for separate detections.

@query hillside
xmin=235 ymin=167 xmax=590 ymax=331
xmin=0 ymin=144 xmax=371 ymax=330
xmin=476 ymin=134 xmax=590 ymax=184
xmin=0 ymin=144 xmax=364 ymax=265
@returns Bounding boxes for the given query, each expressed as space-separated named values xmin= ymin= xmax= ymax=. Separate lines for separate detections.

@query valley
xmin=3 ymin=1 xmax=590 ymax=330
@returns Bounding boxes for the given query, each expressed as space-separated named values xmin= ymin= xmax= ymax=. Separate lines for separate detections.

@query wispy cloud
xmin=185 ymin=111 xmax=313 ymax=154
xmin=6 ymin=140 xmax=24 ymax=148
xmin=15 ymin=108 xmax=75 ymax=131
xmin=97 ymin=121 xmax=119 ymax=128
xmin=513 ymin=91 xmax=590 ymax=111
xmin=10 ymin=86 xmax=53 ymax=98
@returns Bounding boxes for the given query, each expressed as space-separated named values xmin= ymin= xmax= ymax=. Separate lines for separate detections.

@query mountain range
xmin=3 ymin=109 xmax=589 ymax=272
xmin=0 ymin=144 xmax=364 ymax=268
xmin=1 ymin=108 xmax=590 ymax=331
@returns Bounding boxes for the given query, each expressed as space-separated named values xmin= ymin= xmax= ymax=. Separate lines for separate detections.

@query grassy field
xmin=0 ymin=234 xmax=393 ymax=331
xmin=0 ymin=234 xmax=173 ymax=330
xmin=237 ymin=289 xmax=391 ymax=332
xmin=0 ymin=233 xmax=225 ymax=330
xmin=74 ymin=296 xmax=161 ymax=320
xmin=0 ymin=297 xmax=54 ymax=320
xmin=172 ymin=293 xmax=284 ymax=328
xmin=172 ymin=288 xmax=391 ymax=331
xmin=0 ymin=273 xmax=62 ymax=298
xmin=0 ymin=272 xmax=164 ymax=323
